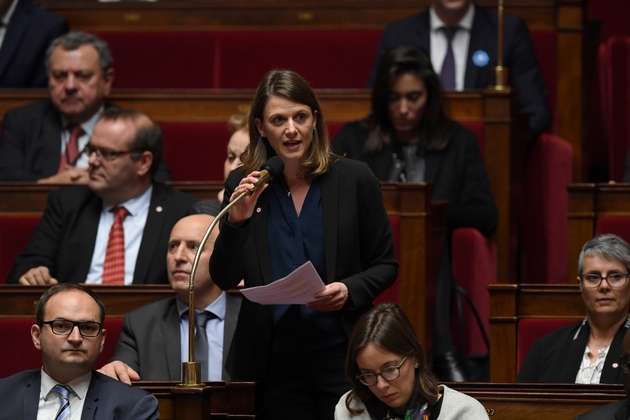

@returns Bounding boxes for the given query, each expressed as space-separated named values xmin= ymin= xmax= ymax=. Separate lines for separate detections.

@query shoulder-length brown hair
xmin=345 ymin=303 xmax=439 ymax=416
xmin=364 ymin=45 xmax=452 ymax=154
xmin=242 ymin=69 xmax=330 ymax=179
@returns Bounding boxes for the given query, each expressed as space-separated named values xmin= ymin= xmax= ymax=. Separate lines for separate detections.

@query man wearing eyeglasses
xmin=6 ymin=107 xmax=197 ymax=285
xmin=0 ymin=31 xmax=169 ymax=183
xmin=517 ymin=233 xmax=630 ymax=384
xmin=0 ymin=283 xmax=159 ymax=419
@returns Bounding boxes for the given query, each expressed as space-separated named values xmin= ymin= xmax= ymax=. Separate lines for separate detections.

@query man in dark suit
xmin=99 ymin=214 xmax=241 ymax=382
xmin=0 ymin=0 xmax=68 ymax=88
xmin=6 ymin=107 xmax=196 ymax=285
xmin=368 ymin=0 xmax=551 ymax=136
xmin=0 ymin=31 xmax=170 ymax=183
xmin=575 ymin=328 xmax=630 ymax=419
xmin=0 ymin=283 xmax=159 ymax=420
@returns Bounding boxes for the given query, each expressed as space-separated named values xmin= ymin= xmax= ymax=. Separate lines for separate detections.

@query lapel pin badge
xmin=472 ymin=50 xmax=489 ymax=67
xmin=156 ymin=206 xmax=163 ymax=213
xmin=256 ymin=207 xmax=262 ymax=213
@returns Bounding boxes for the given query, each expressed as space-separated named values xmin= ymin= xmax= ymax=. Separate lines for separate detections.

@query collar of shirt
xmin=40 ymin=369 xmax=91 ymax=403
xmin=429 ymin=2 xmax=475 ymax=32
xmin=1 ymin=0 xmax=19 ymax=27
xmin=176 ymin=291 xmax=227 ymax=322
xmin=102 ymin=183 xmax=153 ymax=219
xmin=61 ymin=105 xmax=105 ymax=168
xmin=61 ymin=105 xmax=105 ymax=141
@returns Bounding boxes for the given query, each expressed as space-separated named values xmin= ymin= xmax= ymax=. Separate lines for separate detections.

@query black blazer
xmin=516 ymin=318 xmax=628 ymax=384
xmin=111 ymin=294 xmax=241 ymax=381
xmin=0 ymin=369 xmax=159 ymax=420
xmin=6 ymin=183 xmax=197 ymax=284
xmin=210 ymin=157 xmax=398 ymax=380
xmin=0 ymin=100 xmax=171 ymax=182
xmin=575 ymin=400 xmax=628 ymax=420
xmin=368 ymin=5 xmax=551 ymax=135
xmin=0 ymin=0 xmax=68 ymax=88
xmin=332 ymin=120 xmax=497 ymax=237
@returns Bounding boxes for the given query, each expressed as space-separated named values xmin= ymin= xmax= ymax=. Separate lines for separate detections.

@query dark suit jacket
xmin=6 ymin=183 xmax=197 ymax=284
xmin=210 ymin=157 xmax=398 ymax=381
xmin=368 ymin=5 xmax=551 ymax=135
xmin=331 ymin=120 xmax=497 ymax=237
xmin=0 ymin=369 xmax=159 ymax=420
xmin=0 ymin=99 xmax=171 ymax=182
xmin=575 ymin=399 xmax=628 ymax=420
xmin=516 ymin=318 xmax=628 ymax=384
xmin=111 ymin=294 xmax=241 ymax=381
xmin=0 ymin=0 xmax=68 ymax=88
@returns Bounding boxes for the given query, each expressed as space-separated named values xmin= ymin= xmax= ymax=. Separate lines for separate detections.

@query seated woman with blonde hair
xmin=336 ymin=303 xmax=488 ymax=419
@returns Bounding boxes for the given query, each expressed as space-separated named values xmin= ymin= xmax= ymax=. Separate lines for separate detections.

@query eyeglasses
xmin=84 ymin=143 xmax=142 ymax=162
xmin=579 ymin=273 xmax=630 ymax=289
xmin=356 ymin=355 xmax=408 ymax=386
xmin=41 ymin=319 xmax=103 ymax=337
xmin=619 ymin=355 xmax=630 ymax=374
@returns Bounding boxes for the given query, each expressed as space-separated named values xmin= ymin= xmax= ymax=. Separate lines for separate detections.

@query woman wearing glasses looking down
xmin=336 ymin=303 xmax=487 ymax=419
xmin=517 ymin=234 xmax=630 ymax=384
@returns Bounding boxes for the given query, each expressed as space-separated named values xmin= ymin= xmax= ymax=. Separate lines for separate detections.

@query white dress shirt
xmin=37 ymin=369 xmax=91 ymax=420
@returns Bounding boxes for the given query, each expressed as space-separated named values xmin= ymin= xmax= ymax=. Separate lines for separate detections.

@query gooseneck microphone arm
xmin=179 ymin=156 xmax=284 ymax=387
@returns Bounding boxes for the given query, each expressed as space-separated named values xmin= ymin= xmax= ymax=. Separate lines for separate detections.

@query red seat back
xmin=596 ymin=217 xmax=630 ymax=244
xmin=0 ymin=317 xmax=123 ymax=378
xmin=373 ymin=215 xmax=401 ymax=305
xmin=600 ymin=36 xmax=630 ymax=181
xmin=530 ymin=29 xmax=559 ymax=134
xmin=0 ymin=214 xmax=41 ymax=284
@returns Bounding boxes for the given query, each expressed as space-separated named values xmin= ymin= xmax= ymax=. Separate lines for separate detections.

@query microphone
xmin=250 ymin=156 xmax=285 ymax=194
xmin=180 ymin=156 xmax=285 ymax=387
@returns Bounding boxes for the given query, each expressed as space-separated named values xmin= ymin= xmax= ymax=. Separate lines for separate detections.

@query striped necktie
xmin=52 ymin=384 xmax=72 ymax=420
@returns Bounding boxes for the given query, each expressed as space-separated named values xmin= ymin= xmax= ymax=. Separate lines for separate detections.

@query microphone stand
xmin=492 ymin=0 xmax=508 ymax=90
xmin=178 ymin=174 xmax=272 ymax=387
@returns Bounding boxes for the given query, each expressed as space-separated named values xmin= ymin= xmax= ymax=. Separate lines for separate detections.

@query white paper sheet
xmin=239 ymin=261 xmax=327 ymax=305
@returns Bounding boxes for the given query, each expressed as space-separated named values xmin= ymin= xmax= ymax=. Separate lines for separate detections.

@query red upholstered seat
xmin=517 ymin=318 xmax=576 ymax=371
xmin=0 ymin=317 xmax=123 ymax=378
xmin=451 ymin=228 xmax=497 ymax=355
xmin=599 ymin=36 xmax=630 ymax=181
xmin=374 ymin=215 xmax=400 ymax=305
xmin=160 ymin=122 xmax=230 ymax=182
xmin=521 ymin=133 xmax=573 ymax=283
xmin=596 ymin=217 xmax=630 ymax=244
xmin=216 ymin=30 xmax=382 ymax=89
xmin=92 ymin=31 xmax=219 ymax=89
xmin=0 ymin=214 xmax=41 ymax=284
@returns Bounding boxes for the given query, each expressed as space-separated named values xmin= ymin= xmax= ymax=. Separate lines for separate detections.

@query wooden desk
xmin=488 ymin=283 xmax=584 ymax=383
xmin=137 ymin=381 xmax=256 ymax=419
xmin=450 ymin=382 xmax=624 ymax=420
xmin=567 ymin=183 xmax=630 ymax=283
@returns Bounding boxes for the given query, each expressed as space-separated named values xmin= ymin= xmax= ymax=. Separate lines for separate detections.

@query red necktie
xmin=102 ymin=207 xmax=130 ymax=285
xmin=58 ymin=124 xmax=85 ymax=173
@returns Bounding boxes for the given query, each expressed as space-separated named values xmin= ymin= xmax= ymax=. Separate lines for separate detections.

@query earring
xmin=415 ymin=363 xmax=419 ymax=368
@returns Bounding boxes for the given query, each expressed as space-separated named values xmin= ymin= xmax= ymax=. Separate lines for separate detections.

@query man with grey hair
xmin=517 ymin=234 xmax=630 ymax=384
xmin=0 ymin=31 xmax=169 ymax=183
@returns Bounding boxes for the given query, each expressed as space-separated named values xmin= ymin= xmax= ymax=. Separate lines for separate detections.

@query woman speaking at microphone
xmin=210 ymin=69 xmax=398 ymax=419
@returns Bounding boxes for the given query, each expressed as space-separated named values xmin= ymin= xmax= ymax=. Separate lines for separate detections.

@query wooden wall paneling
xmin=489 ymin=283 xmax=584 ymax=383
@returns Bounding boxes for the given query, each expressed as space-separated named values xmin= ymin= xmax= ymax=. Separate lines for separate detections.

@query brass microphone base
xmin=178 ymin=361 xmax=205 ymax=387
xmin=491 ymin=65 xmax=509 ymax=90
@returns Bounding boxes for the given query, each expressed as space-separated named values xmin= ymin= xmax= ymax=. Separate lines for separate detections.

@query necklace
xmin=279 ymin=176 xmax=304 ymax=197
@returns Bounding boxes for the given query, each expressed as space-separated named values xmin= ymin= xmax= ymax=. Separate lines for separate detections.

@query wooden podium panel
xmin=567 ymin=183 xmax=630 ymax=283
xmin=488 ymin=283 xmax=584 ymax=383
xmin=450 ymin=382 xmax=624 ymax=420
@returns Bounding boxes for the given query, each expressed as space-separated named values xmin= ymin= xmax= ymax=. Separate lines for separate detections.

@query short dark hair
xmin=46 ymin=31 xmax=113 ymax=75
xmin=365 ymin=45 xmax=452 ymax=153
xmin=244 ymin=69 xmax=330 ymax=179
xmin=578 ymin=234 xmax=630 ymax=274
xmin=344 ymin=303 xmax=439 ymax=416
xmin=35 ymin=284 xmax=106 ymax=325
xmin=99 ymin=107 xmax=163 ymax=176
